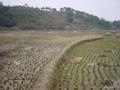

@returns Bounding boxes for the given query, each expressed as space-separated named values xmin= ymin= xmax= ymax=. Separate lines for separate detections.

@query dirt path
xmin=32 ymin=35 xmax=103 ymax=90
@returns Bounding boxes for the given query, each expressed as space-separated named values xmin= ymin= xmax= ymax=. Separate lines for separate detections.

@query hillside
xmin=0 ymin=4 xmax=120 ymax=30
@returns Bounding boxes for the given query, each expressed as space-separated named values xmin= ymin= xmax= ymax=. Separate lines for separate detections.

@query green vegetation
xmin=52 ymin=36 xmax=120 ymax=90
xmin=0 ymin=2 xmax=120 ymax=30
xmin=0 ymin=2 xmax=16 ymax=27
xmin=113 ymin=20 xmax=120 ymax=29
xmin=61 ymin=7 xmax=74 ymax=23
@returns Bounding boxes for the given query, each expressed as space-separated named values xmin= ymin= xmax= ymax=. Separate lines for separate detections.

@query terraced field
xmin=53 ymin=36 xmax=120 ymax=90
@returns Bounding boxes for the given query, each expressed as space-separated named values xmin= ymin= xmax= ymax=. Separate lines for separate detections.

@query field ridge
xmin=33 ymin=35 xmax=103 ymax=90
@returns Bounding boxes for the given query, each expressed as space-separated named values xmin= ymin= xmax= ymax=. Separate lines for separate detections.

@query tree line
xmin=0 ymin=2 xmax=120 ymax=30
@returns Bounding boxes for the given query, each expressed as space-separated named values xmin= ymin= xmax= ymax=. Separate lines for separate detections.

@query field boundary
xmin=33 ymin=35 xmax=103 ymax=90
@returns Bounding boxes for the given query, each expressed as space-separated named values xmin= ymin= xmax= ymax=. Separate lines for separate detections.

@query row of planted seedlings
xmin=50 ymin=36 xmax=120 ymax=90
xmin=50 ymin=37 xmax=105 ymax=90
xmin=0 ymin=42 xmax=66 ymax=90
xmin=80 ymin=48 xmax=120 ymax=90
xmin=84 ymin=39 xmax=120 ymax=90
xmin=102 ymin=48 xmax=120 ymax=90
xmin=55 ymin=48 xmax=120 ymax=90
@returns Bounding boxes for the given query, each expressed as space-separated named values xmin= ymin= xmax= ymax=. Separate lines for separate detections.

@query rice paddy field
xmin=52 ymin=36 xmax=120 ymax=90
xmin=0 ymin=30 xmax=103 ymax=90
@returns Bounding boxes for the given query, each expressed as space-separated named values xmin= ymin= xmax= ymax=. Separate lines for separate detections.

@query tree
xmin=24 ymin=4 xmax=29 ymax=7
xmin=63 ymin=7 xmax=74 ymax=23
xmin=60 ymin=8 xmax=64 ymax=12
xmin=45 ymin=7 xmax=51 ymax=11
xmin=0 ymin=4 xmax=16 ymax=27
xmin=112 ymin=20 xmax=120 ymax=29
xmin=0 ymin=1 xmax=3 ymax=6
xmin=52 ymin=8 xmax=57 ymax=11
xmin=98 ymin=18 xmax=112 ymax=29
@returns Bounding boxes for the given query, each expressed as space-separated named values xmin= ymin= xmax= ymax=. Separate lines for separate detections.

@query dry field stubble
xmin=0 ymin=30 xmax=103 ymax=90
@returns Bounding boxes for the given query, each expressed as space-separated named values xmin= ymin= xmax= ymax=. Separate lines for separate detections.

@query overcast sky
xmin=1 ymin=0 xmax=120 ymax=21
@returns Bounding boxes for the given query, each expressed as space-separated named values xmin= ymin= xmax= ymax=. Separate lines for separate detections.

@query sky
xmin=1 ymin=0 xmax=120 ymax=21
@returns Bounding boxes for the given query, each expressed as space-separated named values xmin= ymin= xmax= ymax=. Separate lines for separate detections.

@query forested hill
xmin=0 ymin=3 xmax=120 ymax=30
